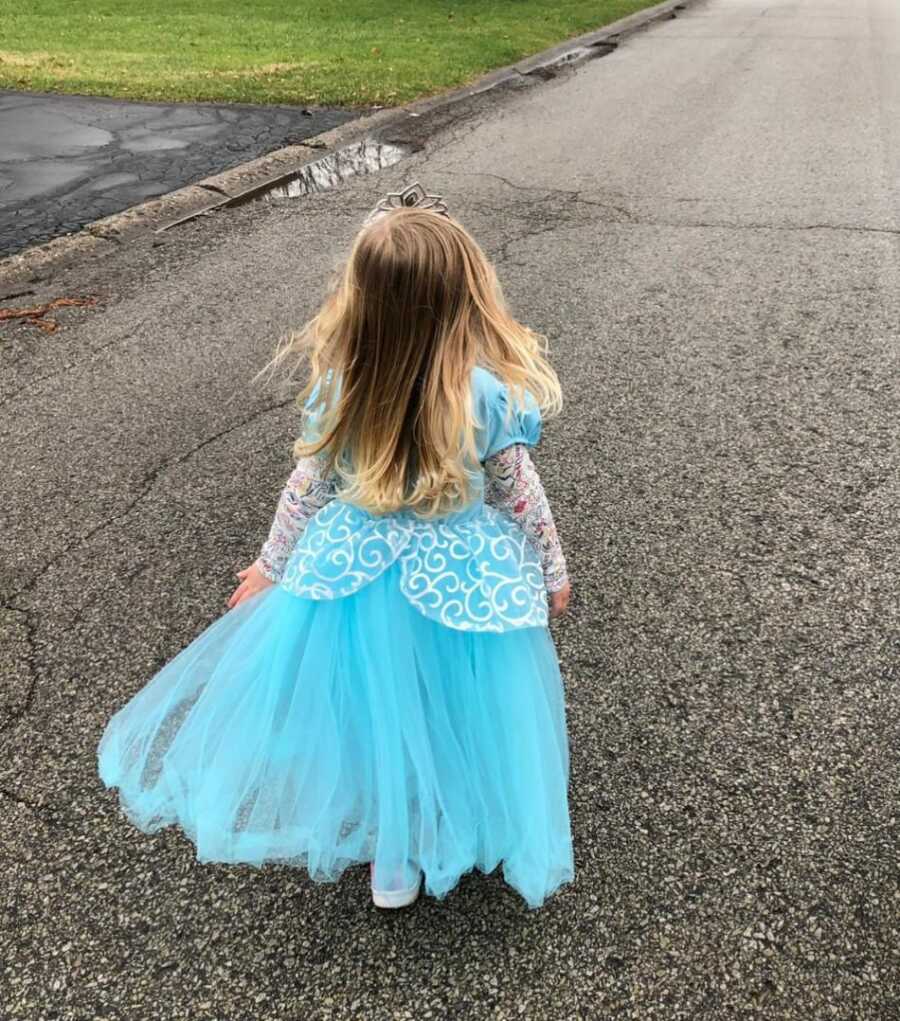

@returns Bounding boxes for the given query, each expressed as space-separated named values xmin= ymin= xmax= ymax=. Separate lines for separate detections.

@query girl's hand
xmin=228 ymin=562 xmax=274 ymax=609
xmin=549 ymin=581 xmax=571 ymax=619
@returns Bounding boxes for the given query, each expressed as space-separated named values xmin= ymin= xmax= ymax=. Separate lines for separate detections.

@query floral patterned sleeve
xmin=254 ymin=454 xmax=339 ymax=583
xmin=483 ymin=443 xmax=569 ymax=593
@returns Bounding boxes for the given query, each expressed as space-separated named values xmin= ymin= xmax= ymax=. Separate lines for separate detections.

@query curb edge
xmin=0 ymin=0 xmax=696 ymax=288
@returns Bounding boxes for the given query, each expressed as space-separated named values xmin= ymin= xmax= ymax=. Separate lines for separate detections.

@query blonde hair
xmin=262 ymin=206 xmax=562 ymax=517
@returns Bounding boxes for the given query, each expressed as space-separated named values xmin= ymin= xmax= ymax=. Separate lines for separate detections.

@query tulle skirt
xmin=97 ymin=565 xmax=573 ymax=908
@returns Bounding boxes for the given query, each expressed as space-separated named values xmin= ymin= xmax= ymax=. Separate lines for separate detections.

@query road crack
xmin=0 ymin=785 xmax=60 ymax=830
xmin=0 ymin=602 xmax=38 ymax=739
xmin=0 ymin=314 xmax=153 ymax=412
xmin=654 ymin=219 xmax=900 ymax=237
xmin=433 ymin=170 xmax=900 ymax=238
xmin=14 ymin=396 xmax=296 ymax=605
xmin=1 ymin=396 xmax=295 ymax=749
xmin=491 ymin=217 xmax=584 ymax=267
xmin=432 ymin=169 xmax=637 ymax=222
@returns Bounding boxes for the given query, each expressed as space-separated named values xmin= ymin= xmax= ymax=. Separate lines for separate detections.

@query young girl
xmin=98 ymin=187 xmax=574 ymax=909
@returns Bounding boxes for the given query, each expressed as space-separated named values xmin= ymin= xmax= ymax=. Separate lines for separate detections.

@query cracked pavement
xmin=2 ymin=0 xmax=900 ymax=1018
xmin=0 ymin=91 xmax=358 ymax=259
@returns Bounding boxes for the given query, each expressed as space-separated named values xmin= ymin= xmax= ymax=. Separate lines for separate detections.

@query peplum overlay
xmin=280 ymin=500 xmax=548 ymax=632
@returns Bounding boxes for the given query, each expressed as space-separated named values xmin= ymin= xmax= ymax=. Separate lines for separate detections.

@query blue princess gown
xmin=98 ymin=368 xmax=574 ymax=908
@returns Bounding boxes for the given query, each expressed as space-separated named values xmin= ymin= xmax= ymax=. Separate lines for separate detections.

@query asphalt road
xmin=0 ymin=91 xmax=356 ymax=258
xmin=2 ymin=0 xmax=900 ymax=1018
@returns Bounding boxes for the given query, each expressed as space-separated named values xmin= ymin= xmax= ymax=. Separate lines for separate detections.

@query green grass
xmin=0 ymin=1 xmax=661 ymax=108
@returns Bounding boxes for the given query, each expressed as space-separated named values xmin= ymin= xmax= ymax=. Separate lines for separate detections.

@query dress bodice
xmin=278 ymin=368 xmax=548 ymax=632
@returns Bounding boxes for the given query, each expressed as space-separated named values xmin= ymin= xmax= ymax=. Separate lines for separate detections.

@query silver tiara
xmin=364 ymin=182 xmax=449 ymax=225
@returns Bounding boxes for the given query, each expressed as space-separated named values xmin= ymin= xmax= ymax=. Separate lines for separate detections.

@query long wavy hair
xmin=261 ymin=206 xmax=562 ymax=517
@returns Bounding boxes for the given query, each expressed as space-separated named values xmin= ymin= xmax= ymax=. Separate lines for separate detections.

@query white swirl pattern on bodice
xmin=279 ymin=500 xmax=547 ymax=632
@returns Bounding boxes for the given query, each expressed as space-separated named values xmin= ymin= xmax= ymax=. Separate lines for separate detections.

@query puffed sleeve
xmin=301 ymin=372 xmax=343 ymax=446
xmin=301 ymin=380 xmax=325 ymax=445
xmin=473 ymin=367 xmax=542 ymax=463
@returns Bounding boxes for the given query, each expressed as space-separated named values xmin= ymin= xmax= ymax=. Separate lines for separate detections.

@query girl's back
xmin=97 ymin=197 xmax=574 ymax=910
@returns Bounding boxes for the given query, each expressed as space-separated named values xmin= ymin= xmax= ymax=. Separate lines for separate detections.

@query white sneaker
xmin=370 ymin=863 xmax=422 ymax=909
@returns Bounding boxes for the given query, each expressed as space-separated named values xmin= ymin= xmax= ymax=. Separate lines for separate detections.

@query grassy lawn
xmin=0 ymin=1 xmax=661 ymax=108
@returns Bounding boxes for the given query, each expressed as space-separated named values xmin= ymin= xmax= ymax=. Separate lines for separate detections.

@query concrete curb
xmin=0 ymin=0 xmax=694 ymax=289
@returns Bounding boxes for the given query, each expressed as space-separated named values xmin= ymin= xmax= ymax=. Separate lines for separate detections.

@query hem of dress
xmin=98 ymin=774 xmax=573 ymax=910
